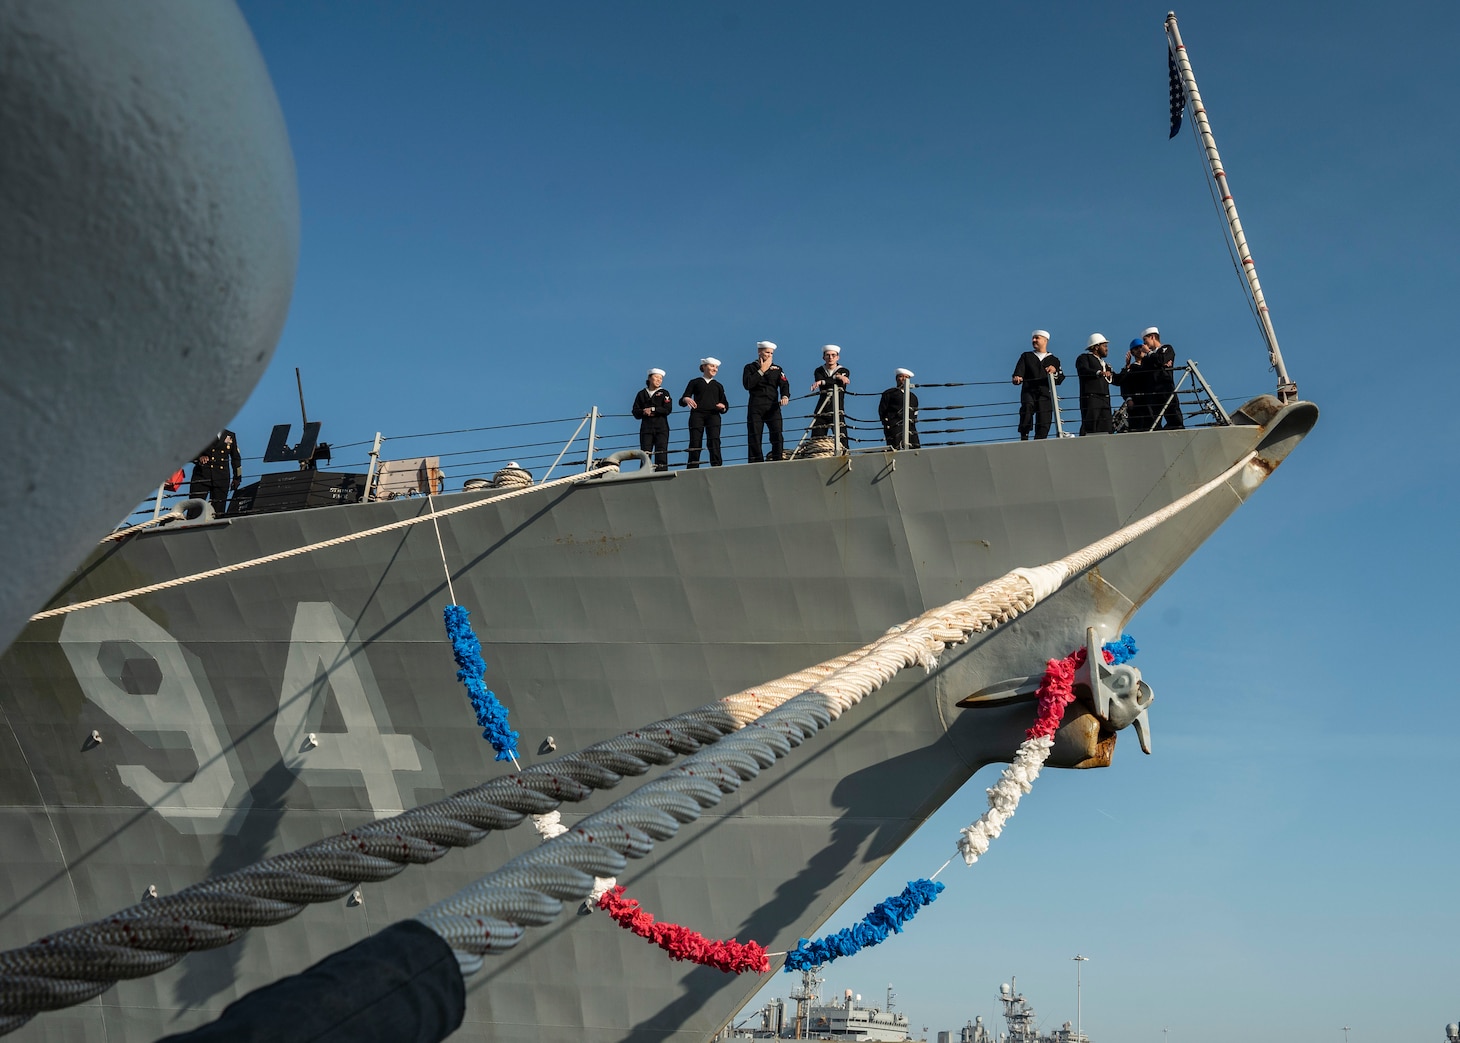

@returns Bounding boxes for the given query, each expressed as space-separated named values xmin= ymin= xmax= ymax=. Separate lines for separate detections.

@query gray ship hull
xmin=0 ymin=400 xmax=1314 ymax=1041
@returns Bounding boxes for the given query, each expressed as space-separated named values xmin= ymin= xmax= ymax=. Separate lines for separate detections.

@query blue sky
xmin=230 ymin=2 xmax=1457 ymax=1039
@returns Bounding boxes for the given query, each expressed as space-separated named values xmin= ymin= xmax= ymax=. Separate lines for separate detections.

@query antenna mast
xmin=295 ymin=367 xmax=309 ymax=427
xmin=1165 ymin=11 xmax=1296 ymax=402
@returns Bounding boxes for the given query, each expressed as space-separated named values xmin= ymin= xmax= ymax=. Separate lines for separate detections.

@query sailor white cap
xmin=648 ymin=367 xmax=665 ymax=377
xmin=1086 ymin=333 xmax=1109 ymax=348
xmin=822 ymin=344 xmax=841 ymax=354
xmin=895 ymin=367 xmax=914 ymax=378
xmin=700 ymin=356 xmax=721 ymax=368
xmin=1142 ymin=326 xmax=1160 ymax=338
xmin=756 ymin=340 xmax=776 ymax=351
xmin=1031 ymin=329 xmax=1050 ymax=340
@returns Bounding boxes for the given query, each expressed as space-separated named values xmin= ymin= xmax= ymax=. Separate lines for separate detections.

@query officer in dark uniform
xmin=742 ymin=340 xmax=790 ymax=462
xmin=1140 ymin=326 xmax=1185 ymax=430
xmin=1010 ymin=329 xmax=1065 ymax=439
xmin=189 ymin=429 xmax=241 ymax=514
xmin=1075 ymin=334 xmax=1116 ymax=435
xmin=680 ymin=357 xmax=729 ymax=468
xmin=878 ymin=368 xmax=920 ymax=449
xmin=633 ymin=368 xmax=674 ymax=471
xmin=1116 ymin=338 xmax=1156 ymax=432
xmin=809 ymin=344 xmax=852 ymax=449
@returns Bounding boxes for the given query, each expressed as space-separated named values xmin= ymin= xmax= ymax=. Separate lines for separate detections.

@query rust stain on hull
xmin=1084 ymin=564 xmax=1124 ymax=617
xmin=553 ymin=532 xmax=631 ymax=555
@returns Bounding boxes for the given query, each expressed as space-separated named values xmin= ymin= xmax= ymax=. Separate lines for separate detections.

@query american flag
xmin=1167 ymin=49 xmax=1186 ymax=138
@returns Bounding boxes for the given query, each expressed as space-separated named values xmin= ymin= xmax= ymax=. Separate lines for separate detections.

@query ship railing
xmin=538 ymin=406 xmax=603 ymax=482
xmin=114 ymin=363 xmax=1249 ymax=528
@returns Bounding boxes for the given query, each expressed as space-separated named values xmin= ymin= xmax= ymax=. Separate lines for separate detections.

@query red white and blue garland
xmin=428 ymin=495 xmax=520 ymax=764
xmin=783 ymin=879 xmax=945 ymax=971
xmin=597 ymin=885 xmax=769 ymax=974
xmin=549 ymin=634 xmax=1137 ymax=973
xmin=443 ymin=604 xmax=519 ymax=763
xmin=956 ymin=634 xmax=1135 ymax=865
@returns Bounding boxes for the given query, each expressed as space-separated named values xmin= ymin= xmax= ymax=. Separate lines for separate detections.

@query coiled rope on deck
xmin=0 ymin=451 xmax=1258 ymax=1032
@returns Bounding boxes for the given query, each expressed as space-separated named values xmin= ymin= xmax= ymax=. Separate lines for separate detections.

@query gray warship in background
xmin=742 ymin=971 xmax=1096 ymax=1043
xmin=744 ymin=976 xmax=915 ymax=1041
xmin=0 ymin=10 xmax=1315 ymax=1043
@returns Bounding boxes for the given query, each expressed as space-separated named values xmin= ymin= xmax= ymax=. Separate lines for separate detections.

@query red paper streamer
xmin=597 ymin=885 xmax=769 ymax=974
xmin=1025 ymin=645 xmax=1113 ymax=740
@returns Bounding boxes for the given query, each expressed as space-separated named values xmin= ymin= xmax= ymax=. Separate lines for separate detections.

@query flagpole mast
xmin=1165 ymin=11 xmax=1296 ymax=402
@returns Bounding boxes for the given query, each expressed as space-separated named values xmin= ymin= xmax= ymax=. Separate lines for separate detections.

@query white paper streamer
xmin=531 ymin=810 xmax=568 ymax=840
xmin=534 ymin=811 xmax=615 ymax=909
xmin=586 ymin=876 xmax=617 ymax=907
xmin=956 ymin=736 xmax=1054 ymax=865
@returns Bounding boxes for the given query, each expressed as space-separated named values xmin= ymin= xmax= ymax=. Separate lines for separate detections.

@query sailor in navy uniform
xmin=680 ymin=357 xmax=729 ymax=468
xmin=809 ymin=344 xmax=852 ymax=449
xmin=1141 ymin=326 xmax=1185 ymax=430
xmin=189 ymin=429 xmax=241 ymax=514
xmin=1075 ymin=334 xmax=1115 ymax=435
xmin=1011 ymin=329 xmax=1065 ymax=439
xmin=878 ymin=368 xmax=920 ymax=449
xmin=742 ymin=340 xmax=790 ymax=462
xmin=633 ymin=368 xmax=674 ymax=471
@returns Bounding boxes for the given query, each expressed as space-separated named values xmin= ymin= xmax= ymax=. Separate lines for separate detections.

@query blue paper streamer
xmin=784 ymin=879 xmax=945 ymax=971
xmin=1102 ymin=633 xmax=1138 ymax=665
xmin=443 ymin=604 xmax=520 ymax=761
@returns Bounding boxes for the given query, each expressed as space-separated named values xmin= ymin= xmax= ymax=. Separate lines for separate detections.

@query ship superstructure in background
xmin=746 ymin=975 xmax=1083 ymax=1043
xmin=805 ymin=984 xmax=912 ymax=1043
xmin=0 ymin=12 xmax=1320 ymax=1043
xmin=745 ymin=977 xmax=914 ymax=1042
xmin=996 ymin=978 xmax=1087 ymax=1043
xmin=956 ymin=1016 xmax=992 ymax=1043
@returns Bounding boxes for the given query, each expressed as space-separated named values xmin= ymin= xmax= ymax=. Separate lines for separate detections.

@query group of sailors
xmin=186 ymin=329 xmax=1189 ymax=514
xmin=636 ymin=327 xmax=1187 ymax=469
xmin=634 ymin=341 xmax=919 ymax=470
xmin=1018 ymin=325 xmax=1186 ymax=440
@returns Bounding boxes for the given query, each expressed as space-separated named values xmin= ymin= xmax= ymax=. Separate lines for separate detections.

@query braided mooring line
xmin=0 ymin=699 xmax=745 ymax=1028
xmin=0 ymin=450 xmax=1259 ymax=1029
xmin=0 ymin=573 xmax=1031 ymax=1025
xmin=407 ymin=451 xmax=1265 ymax=965
xmin=0 ymin=643 xmax=915 ymax=1029
xmin=32 ymin=464 xmax=623 ymax=622
xmin=415 ymin=570 xmax=1044 ymax=967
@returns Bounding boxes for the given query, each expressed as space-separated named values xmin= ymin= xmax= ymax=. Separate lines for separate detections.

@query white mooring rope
xmin=31 ymin=464 xmax=621 ymax=622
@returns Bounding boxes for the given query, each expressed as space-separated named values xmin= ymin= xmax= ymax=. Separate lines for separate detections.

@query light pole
xmin=1072 ymin=955 xmax=1089 ymax=1042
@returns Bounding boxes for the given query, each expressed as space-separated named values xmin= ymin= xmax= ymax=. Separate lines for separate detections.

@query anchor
xmin=956 ymin=627 xmax=1154 ymax=753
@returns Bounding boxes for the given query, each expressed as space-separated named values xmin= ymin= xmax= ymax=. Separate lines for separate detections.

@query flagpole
xmin=1165 ymin=11 xmax=1296 ymax=402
